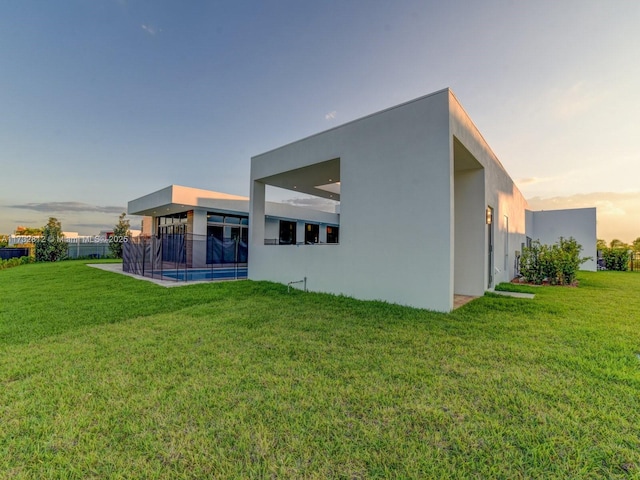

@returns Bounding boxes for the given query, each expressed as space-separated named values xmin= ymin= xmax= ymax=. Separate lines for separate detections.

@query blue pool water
xmin=159 ymin=267 xmax=247 ymax=281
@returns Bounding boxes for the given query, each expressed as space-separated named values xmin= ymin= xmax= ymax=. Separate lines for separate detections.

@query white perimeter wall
xmin=529 ymin=208 xmax=597 ymax=271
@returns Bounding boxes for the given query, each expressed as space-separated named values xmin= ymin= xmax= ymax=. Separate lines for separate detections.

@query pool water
xmin=158 ymin=267 xmax=248 ymax=281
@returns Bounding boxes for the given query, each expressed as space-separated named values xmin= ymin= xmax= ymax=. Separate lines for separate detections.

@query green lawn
xmin=1 ymin=261 xmax=639 ymax=479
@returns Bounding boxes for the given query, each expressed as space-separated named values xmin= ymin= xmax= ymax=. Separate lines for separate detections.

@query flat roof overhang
xmin=128 ymin=185 xmax=249 ymax=217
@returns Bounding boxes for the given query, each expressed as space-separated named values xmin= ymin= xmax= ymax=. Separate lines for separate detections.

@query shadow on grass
xmin=0 ymin=260 xmax=288 ymax=346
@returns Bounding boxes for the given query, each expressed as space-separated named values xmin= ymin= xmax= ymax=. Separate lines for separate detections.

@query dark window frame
xmin=326 ymin=225 xmax=339 ymax=244
xmin=305 ymin=223 xmax=319 ymax=244
xmin=279 ymin=220 xmax=297 ymax=245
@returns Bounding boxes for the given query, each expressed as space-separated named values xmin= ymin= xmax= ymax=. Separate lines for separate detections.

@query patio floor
xmin=453 ymin=294 xmax=478 ymax=309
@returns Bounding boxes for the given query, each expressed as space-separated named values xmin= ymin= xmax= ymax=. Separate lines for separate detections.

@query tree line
xmin=0 ymin=214 xmax=131 ymax=261
xmin=596 ymin=238 xmax=640 ymax=271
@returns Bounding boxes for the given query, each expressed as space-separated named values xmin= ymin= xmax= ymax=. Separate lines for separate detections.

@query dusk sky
xmin=1 ymin=1 xmax=639 ymax=242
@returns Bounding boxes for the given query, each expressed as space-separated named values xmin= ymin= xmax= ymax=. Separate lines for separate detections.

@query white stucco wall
xmin=191 ymin=209 xmax=208 ymax=267
xmin=529 ymin=207 xmax=597 ymax=271
xmin=449 ymin=93 xmax=529 ymax=288
xmin=453 ymin=167 xmax=485 ymax=295
xmin=264 ymin=218 xmax=280 ymax=242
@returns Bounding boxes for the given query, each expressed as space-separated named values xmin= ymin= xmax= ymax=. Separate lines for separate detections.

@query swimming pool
xmin=158 ymin=267 xmax=248 ymax=281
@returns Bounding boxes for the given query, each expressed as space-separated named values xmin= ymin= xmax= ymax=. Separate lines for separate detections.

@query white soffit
xmin=314 ymin=181 xmax=341 ymax=195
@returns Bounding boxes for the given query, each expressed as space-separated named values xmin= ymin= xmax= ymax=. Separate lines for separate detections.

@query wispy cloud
xmin=552 ymin=81 xmax=606 ymax=120
xmin=12 ymin=219 xmax=39 ymax=225
xmin=527 ymin=191 xmax=640 ymax=211
xmin=73 ymin=223 xmax=117 ymax=229
xmin=141 ymin=24 xmax=161 ymax=36
xmin=325 ymin=111 xmax=337 ymax=121
xmin=9 ymin=202 xmax=125 ymax=214
xmin=284 ymin=197 xmax=338 ymax=212
xmin=517 ymin=177 xmax=551 ymax=186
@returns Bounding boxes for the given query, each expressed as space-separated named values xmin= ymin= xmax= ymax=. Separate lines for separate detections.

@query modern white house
xmin=126 ymin=185 xmax=339 ymax=280
xmin=249 ymin=88 xmax=596 ymax=311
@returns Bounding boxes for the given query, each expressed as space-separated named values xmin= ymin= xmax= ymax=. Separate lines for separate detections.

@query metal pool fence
xmin=123 ymin=233 xmax=248 ymax=282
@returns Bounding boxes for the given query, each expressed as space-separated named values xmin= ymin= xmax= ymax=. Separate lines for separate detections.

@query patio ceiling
xmin=454 ymin=137 xmax=483 ymax=171
xmin=258 ymin=158 xmax=341 ymax=201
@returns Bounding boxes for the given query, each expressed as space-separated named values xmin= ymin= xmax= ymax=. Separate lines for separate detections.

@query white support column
xmin=249 ymin=181 xmax=266 ymax=247
xmin=191 ymin=209 xmax=208 ymax=268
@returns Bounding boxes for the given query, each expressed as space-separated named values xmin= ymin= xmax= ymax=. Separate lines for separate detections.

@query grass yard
xmin=1 ymin=260 xmax=639 ymax=479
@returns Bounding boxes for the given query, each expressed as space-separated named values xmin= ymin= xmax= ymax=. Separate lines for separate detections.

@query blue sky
xmin=1 ymin=0 xmax=639 ymax=241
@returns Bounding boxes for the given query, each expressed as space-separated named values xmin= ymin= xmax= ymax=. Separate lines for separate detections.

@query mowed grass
xmin=1 ymin=261 xmax=639 ymax=479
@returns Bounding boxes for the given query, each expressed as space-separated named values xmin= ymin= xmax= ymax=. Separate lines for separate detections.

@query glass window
xmin=305 ymin=223 xmax=319 ymax=244
xmin=279 ymin=220 xmax=297 ymax=245
xmin=158 ymin=212 xmax=188 ymax=226
xmin=224 ymin=216 xmax=241 ymax=225
xmin=206 ymin=212 xmax=248 ymax=226
xmin=326 ymin=225 xmax=339 ymax=244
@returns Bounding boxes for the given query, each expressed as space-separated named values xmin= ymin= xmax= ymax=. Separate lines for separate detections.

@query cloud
xmin=283 ymin=197 xmax=338 ymax=211
xmin=325 ymin=111 xmax=337 ymax=121
xmin=527 ymin=191 xmax=640 ymax=211
xmin=552 ymin=81 xmax=606 ymax=120
xmin=141 ymin=24 xmax=161 ymax=35
xmin=12 ymin=219 xmax=39 ymax=225
xmin=72 ymin=223 xmax=117 ymax=229
xmin=517 ymin=177 xmax=552 ymax=186
xmin=9 ymin=202 xmax=125 ymax=214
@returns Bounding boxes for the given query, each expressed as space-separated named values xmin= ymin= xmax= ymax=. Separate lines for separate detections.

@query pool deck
xmin=86 ymin=264 xmax=217 ymax=288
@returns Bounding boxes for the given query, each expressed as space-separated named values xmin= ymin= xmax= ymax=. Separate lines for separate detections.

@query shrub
xmin=601 ymin=248 xmax=630 ymax=271
xmin=0 ymin=256 xmax=33 ymax=270
xmin=520 ymin=237 xmax=591 ymax=285
xmin=519 ymin=241 xmax=546 ymax=284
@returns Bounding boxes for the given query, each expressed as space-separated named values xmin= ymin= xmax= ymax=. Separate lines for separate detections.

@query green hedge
xmin=520 ymin=237 xmax=591 ymax=285
xmin=0 ymin=256 xmax=34 ymax=270
xmin=601 ymin=248 xmax=630 ymax=271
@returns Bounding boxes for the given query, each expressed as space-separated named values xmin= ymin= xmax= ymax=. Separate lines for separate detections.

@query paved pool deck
xmin=86 ymin=263 xmax=212 ymax=288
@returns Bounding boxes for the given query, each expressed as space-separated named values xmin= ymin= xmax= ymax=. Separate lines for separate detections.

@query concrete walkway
xmin=491 ymin=290 xmax=535 ymax=299
xmin=86 ymin=263 xmax=211 ymax=288
xmin=453 ymin=290 xmax=535 ymax=310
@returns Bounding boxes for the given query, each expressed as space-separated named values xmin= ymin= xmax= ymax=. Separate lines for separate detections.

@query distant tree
xmin=35 ymin=217 xmax=67 ymax=262
xmin=109 ymin=213 xmax=131 ymax=259
xmin=596 ymin=239 xmax=607 ymax=251
xmin=609 ymin=239 xmax=628 ymax=249
xmin=0 ymin=234 xmax=8 ymax=248
xmin=15 ymin=226 xmax=43 ymax=236
xmin=633 ymin=237 xmax=640 ymax=252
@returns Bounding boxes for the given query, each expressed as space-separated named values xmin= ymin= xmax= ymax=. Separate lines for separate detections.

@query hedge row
xmin=0 ymin=256 xmax=34 ymax=270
